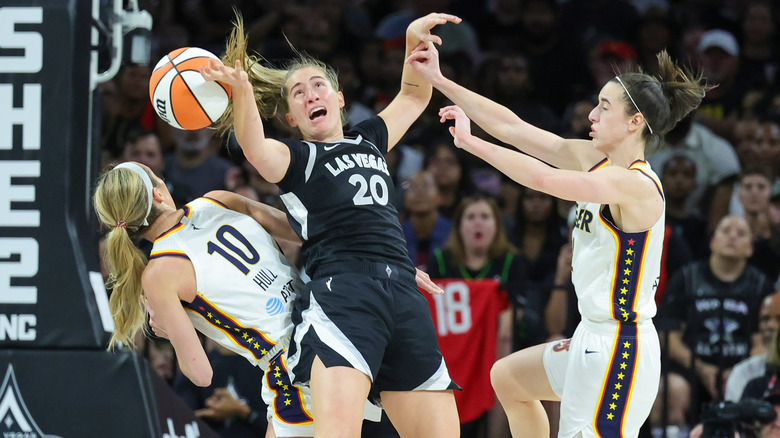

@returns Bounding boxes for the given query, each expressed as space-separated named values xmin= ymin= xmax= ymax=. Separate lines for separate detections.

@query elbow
xmin=185 ymin=365 xmax=213 ymax=387
xmin=193 ymin=369 xmax=213 ymax=387
xmin=530 ymin=169 xmax=552 ymax=193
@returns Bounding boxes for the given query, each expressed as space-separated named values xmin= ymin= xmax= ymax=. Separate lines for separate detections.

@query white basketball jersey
xmin=570 ymin=160 xmax=664 ymax=324
xmin=150 ymin=197 xmax=303 ymax=368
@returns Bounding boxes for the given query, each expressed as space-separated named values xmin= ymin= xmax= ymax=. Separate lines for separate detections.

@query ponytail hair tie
xmin=115 ymin=220 xmax=128 ymax=229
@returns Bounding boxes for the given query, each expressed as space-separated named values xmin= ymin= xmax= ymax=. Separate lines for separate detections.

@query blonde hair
xmin=93 ymin=164 xmax=161 ymax=350
xmin=214 ymin=16 xmax=344 ymax=139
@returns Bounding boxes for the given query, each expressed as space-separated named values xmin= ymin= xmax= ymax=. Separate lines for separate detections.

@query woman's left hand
xmin=416 ymin=268 xmax=444 ymax=295
xmin=406 ymin=13 xmax=461 ymax=46
xmin=439 ymin=105 xmax=472 ymax=149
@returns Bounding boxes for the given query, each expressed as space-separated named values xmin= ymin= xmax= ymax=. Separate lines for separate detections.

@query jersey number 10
xmin=207 ymin=225 xmax=260 ymax=275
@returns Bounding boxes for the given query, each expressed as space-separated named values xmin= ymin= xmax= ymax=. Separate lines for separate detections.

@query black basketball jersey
xmin=277 ymin=116 xmax=412 ymax=276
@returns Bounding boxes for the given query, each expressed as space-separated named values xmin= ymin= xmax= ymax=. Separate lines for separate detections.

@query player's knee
xmin=490 ymin=356 xmax=515 ymax=394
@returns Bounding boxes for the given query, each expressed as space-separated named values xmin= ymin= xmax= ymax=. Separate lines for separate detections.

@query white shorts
xmin=261 ymin=354 xmax=314 ymax=437
xmin=543 ymin=319 xmax=660 ymax=438
xmin=261 ymin=355 xmax=384 ymax=437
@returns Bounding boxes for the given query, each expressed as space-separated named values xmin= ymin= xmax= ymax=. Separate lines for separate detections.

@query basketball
xmin=149 ymin=47 xmax=231 ymax=130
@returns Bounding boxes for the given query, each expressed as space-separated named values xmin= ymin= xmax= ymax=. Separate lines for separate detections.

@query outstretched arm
xmin=201 ymin=59 xmax=291 ymax=183
xmin=407 ymin=46 xmax=602 ymax=171
xmin=442 ymin=106 xmax=663 ymax=230
xmin=379 ymin=13 xmax=461 ymax=150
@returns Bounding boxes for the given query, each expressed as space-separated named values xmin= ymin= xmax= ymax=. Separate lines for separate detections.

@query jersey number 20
xmin=349 ymin=174 xmax=389 ymax=206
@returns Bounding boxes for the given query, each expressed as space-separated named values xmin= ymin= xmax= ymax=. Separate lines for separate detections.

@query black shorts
xmin=286 ymin=261 xmax=458 ymax=398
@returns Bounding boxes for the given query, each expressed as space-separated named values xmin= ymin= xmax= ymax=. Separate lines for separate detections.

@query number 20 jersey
xmin=149 ymin=197 xmax=303 ymax=367
xmin=277 ymin=116 xmax=413 ymax=275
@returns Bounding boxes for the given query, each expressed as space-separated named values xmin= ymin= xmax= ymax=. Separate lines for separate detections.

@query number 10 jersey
xmin=149 ymin=197 xmax=303 ymax=369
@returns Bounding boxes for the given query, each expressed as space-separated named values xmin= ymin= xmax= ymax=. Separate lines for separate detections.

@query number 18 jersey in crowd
xmin=149 ymin=197 xmax=314 ymax=436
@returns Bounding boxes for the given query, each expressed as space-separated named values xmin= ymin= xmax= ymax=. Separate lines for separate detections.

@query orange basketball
xmin=149 ymin=47 xmax=231 ymax=130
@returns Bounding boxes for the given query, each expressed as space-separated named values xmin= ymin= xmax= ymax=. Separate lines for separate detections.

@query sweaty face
xmin=460 ymin=201 xmax=498 ymax=252
xmin=284 ymin=66 xmax=344 ymax=142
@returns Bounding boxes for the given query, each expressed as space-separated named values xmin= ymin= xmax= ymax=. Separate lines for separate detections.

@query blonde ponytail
xmin=94 ymin=164 xmax=160 ymax=350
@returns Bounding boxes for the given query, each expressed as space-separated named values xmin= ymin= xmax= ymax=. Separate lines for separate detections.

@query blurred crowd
xmin=97 ymin=0 xmax=780 ymax=437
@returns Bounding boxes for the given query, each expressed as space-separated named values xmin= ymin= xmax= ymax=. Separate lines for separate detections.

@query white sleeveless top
xmin=570 ymin=160 xmax=664 ymax=324
xmin=150 ymin=197 xmax=303 ymax=370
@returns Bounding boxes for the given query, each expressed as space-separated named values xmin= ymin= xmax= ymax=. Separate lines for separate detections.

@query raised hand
xmin=405 ymin=41 xmax=442 ymax=84
xmin=407 ymin=12 xmax=461 ymax=47
xmin=200 ymin=58 xmax=249 ymax=88
xmin=439 ymin=105 xmax=472 ymax=149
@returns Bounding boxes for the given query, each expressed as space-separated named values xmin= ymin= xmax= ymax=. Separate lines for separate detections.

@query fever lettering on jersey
xmin=573 ymin=207 xmax=593 ymax=232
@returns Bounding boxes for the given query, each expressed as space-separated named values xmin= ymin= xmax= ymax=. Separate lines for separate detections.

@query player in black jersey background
xmin=203 ymin=12 xmax=462 ymax=438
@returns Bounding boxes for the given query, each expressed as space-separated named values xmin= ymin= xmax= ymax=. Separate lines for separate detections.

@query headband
xmin=615 ymin=76 xmax=654 ymax=135
xmin=114 ymin=162 xmax=154 ymax=226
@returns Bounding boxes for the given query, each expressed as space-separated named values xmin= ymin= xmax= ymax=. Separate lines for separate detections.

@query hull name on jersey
xmin=324 ymin=153 xmax=390 ymax=177
xmin=573 ymin=207 xmax=593 ymax=232
xmin=253 ymin=267 xmax=279 ymax=292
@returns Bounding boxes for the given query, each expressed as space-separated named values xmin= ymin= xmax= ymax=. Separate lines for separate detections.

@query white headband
xmin=615 ymin=76 xmax=654 ymax=135
xmin=114 ymin=162 xmax=154 ymax=226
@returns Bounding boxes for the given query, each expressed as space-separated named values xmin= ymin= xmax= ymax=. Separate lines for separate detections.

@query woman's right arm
xmin=143 ymin=260 xmax=213 ymax=387
xmin=201 ymin=59 xmax=291 ymax=183
xmin=407 ymin=46 xmax=602 ymax=171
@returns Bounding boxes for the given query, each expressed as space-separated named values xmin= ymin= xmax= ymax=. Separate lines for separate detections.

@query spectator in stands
xmin=648 ymin=115 xmax=741 ymax=233
xmin=751 ymin=178 xmax=780 ymax=288
xmin=401 ymin=170 xmax=452 ymax=270
xmin=654 ymin=215 xmax=773 ymax=431
xmin=695 ymin=29 xmax=748 ymax=142
xmin=121 ymin=128 xmax=192 ymax=208
xmin=511 ymin=187 xmax=568 ymax=325
xmin=101 ymin=63 xmax=157 ymax=160
xmin=164 ymin=127 xmax=238 ymax=198
xmin=424 ymin=140 xmax=477 ymax=219
xmin=736 ymin=166 xmax=773 ymax=241
xmin=725 ymin=292 xmax=780 ymax=401
xmin=427 ymin=195 xmax=537 ymax=438
xmin=661 ymin=155 xmax=709 ymax=260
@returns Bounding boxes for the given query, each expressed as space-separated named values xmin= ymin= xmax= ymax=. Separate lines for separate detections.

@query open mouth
xmin=309 ymin=106 xmax=327 ymax=120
